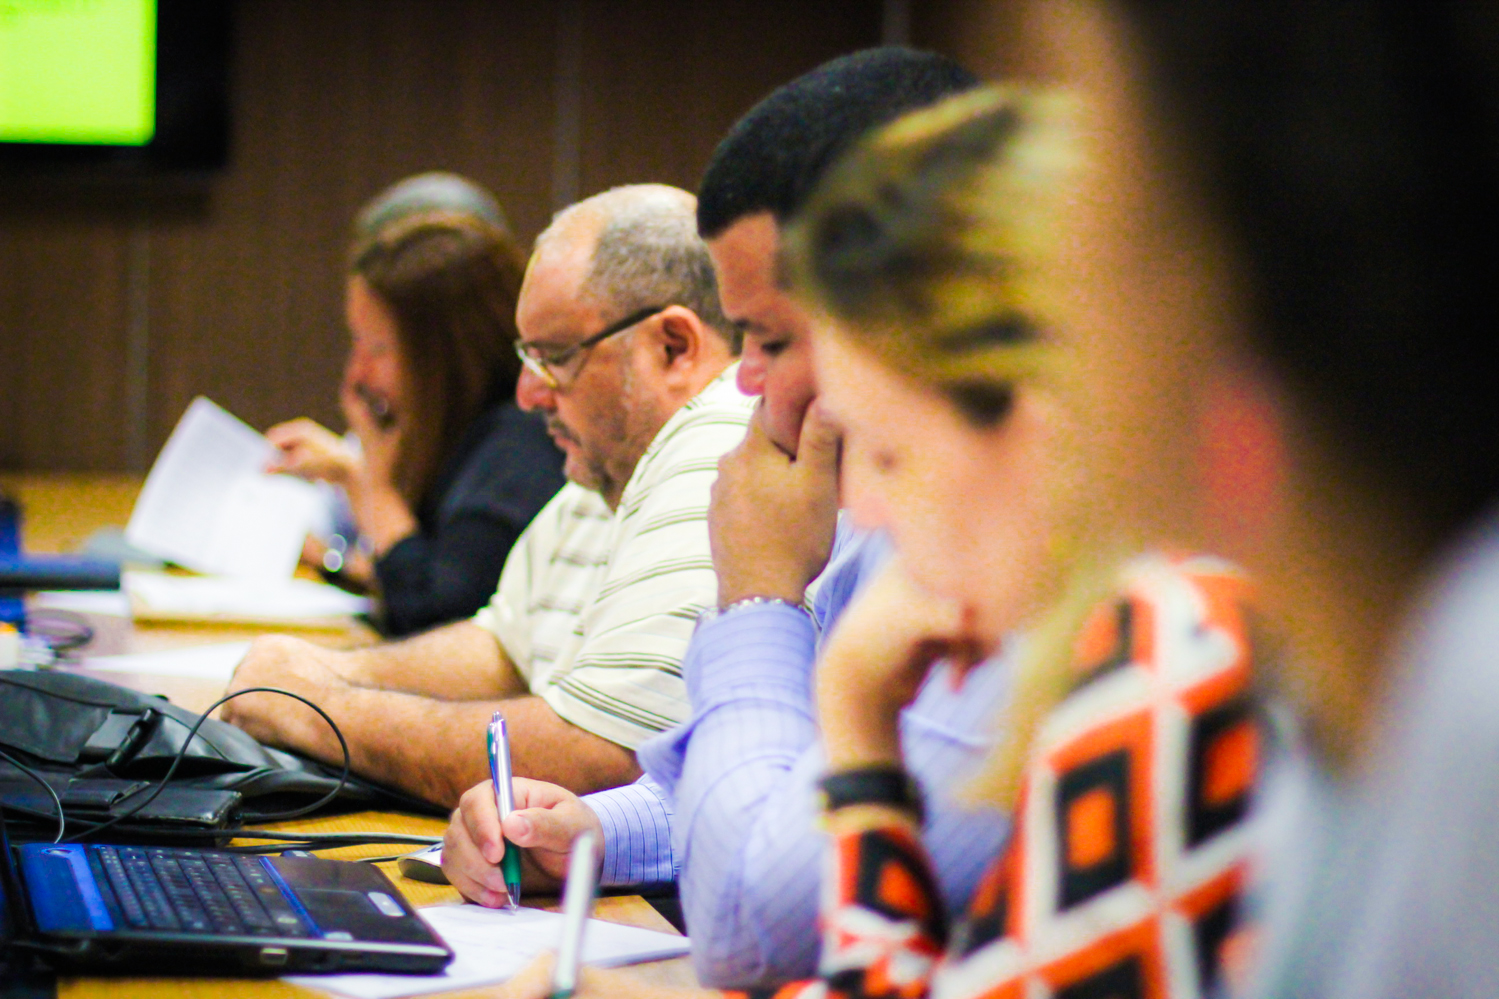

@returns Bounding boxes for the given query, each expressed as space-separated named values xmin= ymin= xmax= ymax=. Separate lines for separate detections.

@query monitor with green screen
xmin=0 ymin=0 xmax=157 ymax=146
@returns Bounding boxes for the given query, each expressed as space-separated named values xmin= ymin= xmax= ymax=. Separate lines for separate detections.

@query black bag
xmin=0 ymin=668 xmax=442 ymax=840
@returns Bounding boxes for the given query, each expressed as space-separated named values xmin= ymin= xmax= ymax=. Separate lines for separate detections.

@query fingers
xmin=441 ymin=809 xmax=492 ymax=904
xmin=796 ymin=399 xmax=842 ymax=472
xmin=505 ymin=778 xmax=583 ymax=853
xmin=739 ymin=402 xmax=781 ymax=456
xmin=443 ymin=776 xmax=593 ymax=900
xmin=444 ymin=782 xmax=513 ymax=907
xmin=265 ymin=417 xmax=328 ymax=449
xmin=263 ymin=419 xmax=353 ymax=481
xmin=265 ymin=422 xmax=310 ymax=474
xmin=718 ymin=405 xmax=786 ymax=483
xmin=510 ymin=776 xmax=578 ymax=811
xmin=458 ymin=781 xmax=505 ymax=865
xmin=861 ymin=557 xmax=968 ymax=641
xmin=265 ymin=419 xmax=308 ymax=447
xmin=503 ymin=803 xmax=582 ymax=854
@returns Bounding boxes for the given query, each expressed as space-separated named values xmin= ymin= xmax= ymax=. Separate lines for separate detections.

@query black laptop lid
xmin=0 ymin=807 xmax=26 ymax=945
xmin=0 ymin=807 xmax=57 ymax=996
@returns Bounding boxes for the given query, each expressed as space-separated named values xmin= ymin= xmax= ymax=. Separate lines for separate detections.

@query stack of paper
xmin=124 ymin=571 xmax=369 ymax=628
xmin=79 ymin=641 xmax=252 ymax=681
xmin=287 ymin=903 xmax=692 ymax=999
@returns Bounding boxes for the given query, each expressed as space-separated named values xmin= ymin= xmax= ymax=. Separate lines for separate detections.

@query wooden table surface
xmin=1 ymin=473 xmax=696 ymax=997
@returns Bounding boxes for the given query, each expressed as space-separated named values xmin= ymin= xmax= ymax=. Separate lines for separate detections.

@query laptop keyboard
xmin=85 ymin=846 xmax=311 ymax=938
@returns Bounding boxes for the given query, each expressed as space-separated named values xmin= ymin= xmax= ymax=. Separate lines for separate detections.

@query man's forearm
xmin=293 ymin=686 xmax=642 ymax=807
xmin=337 ymin=621 xmax=525 ymax=700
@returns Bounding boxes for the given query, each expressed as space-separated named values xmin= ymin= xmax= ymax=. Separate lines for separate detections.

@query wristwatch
xmin=816 ymin=765 xmax=925 ymax=823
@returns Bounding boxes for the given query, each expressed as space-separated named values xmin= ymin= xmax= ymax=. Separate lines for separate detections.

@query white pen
xmin=550 ymin=829 xmax=598 ymax=999
xmin=487 ymin=711 xmax=522 ymax=910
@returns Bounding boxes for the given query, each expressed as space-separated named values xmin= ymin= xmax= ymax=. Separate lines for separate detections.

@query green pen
xmin=487 ymin=711 xmax=522 ymax=910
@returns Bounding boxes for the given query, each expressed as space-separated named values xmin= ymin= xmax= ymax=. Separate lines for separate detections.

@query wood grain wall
xmin=2 ymin=0 xmax=1012 ymax=473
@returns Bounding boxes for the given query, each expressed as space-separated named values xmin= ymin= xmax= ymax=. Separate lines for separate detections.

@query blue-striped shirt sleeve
xmin=627 ymin=526 xmax=1013 ymax=989
xmin=583 ymin=774 xmax=677 ymax=887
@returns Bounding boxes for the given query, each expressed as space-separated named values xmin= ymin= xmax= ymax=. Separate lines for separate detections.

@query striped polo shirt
xmin=472 ymin=366 xmax=753 ymax=749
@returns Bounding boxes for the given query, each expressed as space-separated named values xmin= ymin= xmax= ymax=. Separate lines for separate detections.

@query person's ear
xmin=652 ymin=306 xmax=705 ymax=379
xmin=1197 ymin=361 xmax=1288 ymax=552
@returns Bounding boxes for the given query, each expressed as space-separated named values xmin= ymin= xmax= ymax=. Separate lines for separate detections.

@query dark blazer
xmin=372 ymin=401 xmax=565 ymax=636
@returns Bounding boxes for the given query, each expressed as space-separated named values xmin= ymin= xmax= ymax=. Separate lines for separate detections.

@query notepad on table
xmin=287 ymin=902 xmax=692 ymax=999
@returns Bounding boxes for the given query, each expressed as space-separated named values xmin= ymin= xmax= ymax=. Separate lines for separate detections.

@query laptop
xmin=0 ymin=810 xmax=452 ymax=976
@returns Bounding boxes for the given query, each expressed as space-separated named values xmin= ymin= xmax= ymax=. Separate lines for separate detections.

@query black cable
xmin=115 ymin=827 xmax=441 ymax=849
xmin=0 ymin=747 xmax=64 ymax=843
xmin=144 ymin=690 xmax=355 ymax=823
xmin=24 ymin=608 xmax=93 ymax=659
xmin=63 ymin=686 xmax=352 ymax=842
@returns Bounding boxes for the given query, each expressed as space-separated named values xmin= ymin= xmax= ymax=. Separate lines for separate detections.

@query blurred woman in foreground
xmin=268 ymin=183 xmax=564 ymax=636
xmin=1034 ymin=3 xmax=1499 ymax=997
xmin=496 ymin=85 xmax=1259 ymax=999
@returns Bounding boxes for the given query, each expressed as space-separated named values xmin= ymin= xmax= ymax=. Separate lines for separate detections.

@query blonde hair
xmin=786 ymin=85 xmax=1132 ymax=805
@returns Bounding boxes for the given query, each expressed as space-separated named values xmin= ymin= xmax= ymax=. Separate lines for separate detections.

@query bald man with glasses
xmin=222 ymin=184 xmax=750 ymax=807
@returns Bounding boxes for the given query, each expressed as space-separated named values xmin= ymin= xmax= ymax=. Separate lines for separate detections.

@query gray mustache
xmin=545 ymin=417 xmax=579 ymax=444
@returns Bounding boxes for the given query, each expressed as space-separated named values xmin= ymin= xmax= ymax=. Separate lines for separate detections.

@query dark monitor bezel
xmin=0 ymin=0 xmax=233 ymax=176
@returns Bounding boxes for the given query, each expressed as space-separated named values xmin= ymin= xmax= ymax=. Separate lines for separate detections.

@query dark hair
xmin=696 ymin=46 xmax=979 ymax=239
xmin=351 ymin=211 xmax=527 ymax=506
xmin=1122 ymin=1 xmax=1499 ymax=541
xmin=785 ymin=87 xmax=1068 ymax=427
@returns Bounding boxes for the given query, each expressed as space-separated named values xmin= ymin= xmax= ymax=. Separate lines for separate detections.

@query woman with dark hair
xmin=268 ymin=205 xmax=564 ymax=637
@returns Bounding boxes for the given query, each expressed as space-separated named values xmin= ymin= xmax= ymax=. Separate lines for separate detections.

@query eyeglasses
xmin=515 ymin=304 xmax=671 ymax=390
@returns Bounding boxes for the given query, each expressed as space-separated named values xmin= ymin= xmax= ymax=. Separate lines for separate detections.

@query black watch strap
xmin=816 ymin=766 xmax=924 ymax=823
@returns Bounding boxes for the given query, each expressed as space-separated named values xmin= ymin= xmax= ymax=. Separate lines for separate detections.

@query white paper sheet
xmin=78 ymin=641 xmax=252 ymax=681
xmin=124 ymin=571 xmax=369 ymax=626
xmin=29 ymin=589 xmax=134 ymax=617
xmin=286 ymin=903 xmax=692 ymax=999
xmin=126 ymin=397 xmax=321 ymax=580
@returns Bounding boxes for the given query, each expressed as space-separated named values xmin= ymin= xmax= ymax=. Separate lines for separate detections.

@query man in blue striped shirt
xmin=441 ymin=48 xmax=1013 ymax=990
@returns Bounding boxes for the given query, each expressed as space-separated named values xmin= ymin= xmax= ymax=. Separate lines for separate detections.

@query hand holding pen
xmin=488 ymin=711 xmax=524 ymax=910
xmin=442 ymin=776 xmax=607 ymax=908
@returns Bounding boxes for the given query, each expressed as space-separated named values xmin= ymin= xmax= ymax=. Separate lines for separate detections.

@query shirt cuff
xmin=685 ymin=602 xmax=818 ymax=705
xmin=583 ymin=776 xmax=677 ymax=887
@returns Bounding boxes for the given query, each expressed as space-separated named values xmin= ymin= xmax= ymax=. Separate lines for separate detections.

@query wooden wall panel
xmin=574 ymin=0 xmax=882 ymax=198
xmin=142 ymin=1 xmax=561 ymax=457
xmin=0 ymin=0 xmax=893 ymax=473
xmin=0 ymin=209 xmax=135 ymax=469
xmin=911 ymin=0 xmax=1045 ymax=81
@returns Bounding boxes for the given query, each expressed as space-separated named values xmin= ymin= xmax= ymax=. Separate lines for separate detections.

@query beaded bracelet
xmin=697 ymin=594 xmax=808 ymax=625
